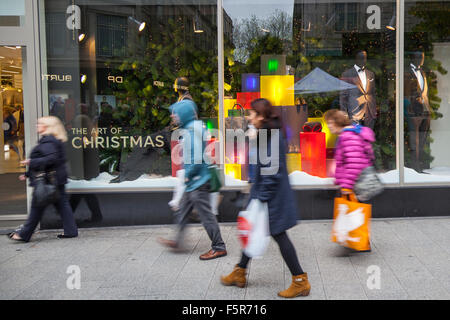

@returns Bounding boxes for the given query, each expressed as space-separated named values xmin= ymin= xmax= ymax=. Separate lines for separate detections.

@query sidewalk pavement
xmin=0 ymin=217 xmax=449 ymax=300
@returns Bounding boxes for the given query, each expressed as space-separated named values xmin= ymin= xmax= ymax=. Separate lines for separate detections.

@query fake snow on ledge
xmin=67 ymin=166 xmax=450 ymax=190
xmin=67 ymin=172 xmax=178 ymax=189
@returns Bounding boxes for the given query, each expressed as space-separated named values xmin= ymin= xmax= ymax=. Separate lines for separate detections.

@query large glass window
xmin=222 ymin=0 xmax=398 ymax=186
xmin=40 ymin=0 xmax=218 ymax=190
xmin=403 ymin=0 xmax=450 ymax=183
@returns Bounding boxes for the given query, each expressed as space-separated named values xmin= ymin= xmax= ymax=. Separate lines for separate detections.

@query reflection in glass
xmin=223 ymin=0 xmax=397 ymax=186
xmin=42 ymin=1 xmax=218 ymax=188
xmin=404 ymin=0 xmax=450 ymax=183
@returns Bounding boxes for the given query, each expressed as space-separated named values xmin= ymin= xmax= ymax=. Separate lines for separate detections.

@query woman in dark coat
xmin=8 ymin=116 xmax=78 ymax=242
xmin=221 ymin=98 xmax=310 ymax=298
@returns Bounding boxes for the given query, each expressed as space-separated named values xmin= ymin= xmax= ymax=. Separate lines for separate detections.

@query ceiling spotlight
xmin=386 ymin=12 xmax=396 ymax=30
xmin=80 ymin=74 xmax=87 ymax=84
xmin=16 ymin=46 xmax=21 ymax=49
xmin=193 ymin=15 xmax=204 ymax=33
xmin=78 ymin=33 xmax=86 ymax=42
xmin=128 ymin=16 xmax=146 ymax=32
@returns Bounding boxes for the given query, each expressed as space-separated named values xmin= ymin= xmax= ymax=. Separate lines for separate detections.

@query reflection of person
xmin=8 ymin=116 xmax=78 ymax=242
xmin=340 ymin=51 xmax=377 ymax=129
xmin=50 ymin=96 xmax=65 ymax=122
xmin=158 ymin=97 xmax=227 ymax=260
xmin=404 ymin=51 xmax=431 ymax=172
xmin=68 ymin=104 xmax=100 ymax=180
xmin=3 ymin=108 xmax=21 ymax=159
xmin=175 ymin=77 xmax=194 ymax=103
xmin=70 ymin=194 xmax=103 ymax=223
xmin=221 ymin=98 xmax=310 ymax=298
xmin=325 ymin=109 xmax=375 ymax=193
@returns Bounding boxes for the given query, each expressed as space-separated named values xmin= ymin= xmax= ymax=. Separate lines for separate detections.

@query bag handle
xmin=231 ymin=103 xmax=244 ymax=118
xmin=342 ymin=189 xmax=359 ymax=202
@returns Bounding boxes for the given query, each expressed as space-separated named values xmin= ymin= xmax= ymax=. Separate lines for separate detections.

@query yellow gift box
xmin=286 ymin=153 xmax=302 ymax=174
xmin=260 ymin=75 xmax=294 ymax=106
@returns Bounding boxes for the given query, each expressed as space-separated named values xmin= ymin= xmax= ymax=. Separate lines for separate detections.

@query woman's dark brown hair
xmin=250 ymin=98 xmax=281 ymax=129
xmin=324 ymin=109 xmax=351 ymax=127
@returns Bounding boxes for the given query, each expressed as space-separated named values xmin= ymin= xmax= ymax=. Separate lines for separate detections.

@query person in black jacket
xmin=8 ymin=116 xmax=78 ymax=242
xmin=221 ymin=98 xmax=310 ymax=298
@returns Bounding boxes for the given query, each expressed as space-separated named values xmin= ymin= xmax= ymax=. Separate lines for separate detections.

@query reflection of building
xmin=293 ymin=1 xmax=396 ymax=57
xmin=44 ymin=1 xmax=231 ymax=116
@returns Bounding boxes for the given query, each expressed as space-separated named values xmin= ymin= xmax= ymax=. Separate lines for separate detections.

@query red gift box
xmin=300 ymin=132 xmax=326 ymax=178
xmin=237 ymin=92 xmax=260 ymax=109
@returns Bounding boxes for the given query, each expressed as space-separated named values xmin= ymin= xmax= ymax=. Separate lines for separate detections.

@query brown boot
xmin=221 ymin=265 xmax=247 ymax=288
xmin=278 ymin=273 xmax=311 ymax=298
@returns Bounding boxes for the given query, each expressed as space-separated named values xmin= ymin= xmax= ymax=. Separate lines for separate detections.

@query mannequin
xmin=175 ymin=77 xmax=193 ymax=103
xmin=404 ymin=51 xmax=431 ymax=172
xmin=339 ymin=51 xmax=377 ymax=129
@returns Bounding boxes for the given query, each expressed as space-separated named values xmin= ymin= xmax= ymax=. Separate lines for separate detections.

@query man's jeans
xmin=175 ymin=182 xmax=226 ymax=251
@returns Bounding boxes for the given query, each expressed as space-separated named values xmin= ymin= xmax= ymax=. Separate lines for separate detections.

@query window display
xmin=403 ymin=0 xmax=450 ymax=183
xmin=40 ymin=0 xmax=218 ymax=190
xmin=223 ymin=0 xmax=398 ymax=186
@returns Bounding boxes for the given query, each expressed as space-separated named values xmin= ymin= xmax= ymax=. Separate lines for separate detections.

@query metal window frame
xmin=1 ymin=0 xmax=449 ymax=198
xmin=0 ymin=0 xmax=40 ymax=216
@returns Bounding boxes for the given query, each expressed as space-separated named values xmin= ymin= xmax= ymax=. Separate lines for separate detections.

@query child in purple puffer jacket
xmin=324 ymin=109 xmax=375 ymax=192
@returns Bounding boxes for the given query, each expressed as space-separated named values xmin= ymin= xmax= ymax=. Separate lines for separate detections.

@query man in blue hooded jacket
xmin=158 ymin=95 xmax=227 ymax=260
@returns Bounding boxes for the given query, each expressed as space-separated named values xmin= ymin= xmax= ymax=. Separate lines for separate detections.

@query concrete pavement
xmin=0 ymin=217 xmax=449 ymax=300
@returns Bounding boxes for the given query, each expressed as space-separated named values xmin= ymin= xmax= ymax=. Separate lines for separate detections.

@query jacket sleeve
xmin=184 ymin=124 xmax=204 ymax=181
xmin=257 ymin=156 xmax=282 ymax=202
xmin=334 ymin=139 xmax=345 ymax=187
xmin=29 ymin=142 xmax=59 ymax=171
xmin=364 ymin=141 xmax=375 ymax=164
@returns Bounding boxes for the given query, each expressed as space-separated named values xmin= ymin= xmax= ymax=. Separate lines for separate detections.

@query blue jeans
xmin=19 ymin=185 xmax=78 ymax=242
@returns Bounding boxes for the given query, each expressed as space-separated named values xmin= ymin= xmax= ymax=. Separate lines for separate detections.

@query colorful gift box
xmin=260 ymin=75 xmax=294 ymax=107
xmin=261 ymin=55 xmax=286 ymax=76
xmin=237 ymin=92 xmax=260 ymax=109
xmin=241 ymin=73 xmax=260 ymax=92
xmin=300 ymin=132 xmax=326 ymax=178
xmin=286 ymin=153 xmax=302 ymax=174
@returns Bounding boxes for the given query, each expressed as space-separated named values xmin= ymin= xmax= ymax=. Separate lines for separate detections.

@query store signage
xmin=70 ymin=127 xmax=165 ymax=149
xmin=66 ymin=5 xmax=81 ymax=30
xmin=366 ymin=5 xmax=381 ymax=30
xmin=107 ymin=76 xmax=123 ymax=83
xmin=42 ymin=74 xmax=72 ymax=82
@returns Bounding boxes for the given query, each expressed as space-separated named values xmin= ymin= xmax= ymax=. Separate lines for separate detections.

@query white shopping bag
xmin=168 ymin=169 xmax=186 ymax=211
xmin=209 ymin=192 xmax=220 ymax=215
xmin=169 ymin=169 xmax=221 ymax=216
xmin=237 ymin=199 xmax=270 ymax=258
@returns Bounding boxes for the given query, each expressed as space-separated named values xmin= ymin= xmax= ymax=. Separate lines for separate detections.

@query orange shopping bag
xmin=331 ymin=191 xmax=371 ymax=251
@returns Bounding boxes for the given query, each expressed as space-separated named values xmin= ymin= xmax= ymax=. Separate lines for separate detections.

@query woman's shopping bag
xmin=237 ymin=199 xmax=270 ymax=258
xmin=331 ymin=191 xmax=371 ymax=251
xmin=354 ymin=166 xmax=384 ymax=202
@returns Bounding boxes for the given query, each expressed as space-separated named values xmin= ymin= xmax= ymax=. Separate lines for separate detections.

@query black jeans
xmin=19 ymin=185 xmax=78 ymax=242
xmin=238 ymin=231 xmax=304 ymax=276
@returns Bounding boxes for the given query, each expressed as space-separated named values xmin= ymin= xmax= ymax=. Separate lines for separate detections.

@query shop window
xmin=40 ymin=1 xmax=218 ymax=190
xmin=403 ymin=0 xmax=450 ymax=183
xmin=223 ymin=0 xmax=398 ymax=186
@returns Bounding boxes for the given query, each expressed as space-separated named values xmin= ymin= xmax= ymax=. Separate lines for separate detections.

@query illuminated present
xmin=224 ymin=98 xmax=237 ymax=117
xmin=241 ymin=73 xmax=260 ymax=92
xmin=300 ymin=132 xmax=326 ymax=178
xmin=286 ymin=153 xmax=302 ymax=174
xmin=225 ymin=163 xmax=241 ymax=180
xmin=260 ymin=75 xmax=294 ymax=107
xmin=237 ymin=92 xmax=260 ymax=109
xmin=308 ymin=116 xmax=338 ymax=149
xmin=261 ymin=55 xmax=286 ymax=76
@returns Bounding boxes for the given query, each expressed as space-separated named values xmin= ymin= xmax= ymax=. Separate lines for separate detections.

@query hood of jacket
xmin=169 ymin=99 xmax=198 ymax=128
xmin=342 ymin=124 xmax=375 ymax=143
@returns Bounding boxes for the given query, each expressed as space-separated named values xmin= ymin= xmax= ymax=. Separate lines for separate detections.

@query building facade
xmin=0 ymin=0 xmax=449 ymax=229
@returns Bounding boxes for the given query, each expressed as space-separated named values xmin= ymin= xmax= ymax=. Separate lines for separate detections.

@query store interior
xmin=0 ymin=45 xmax=26 ymax=215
